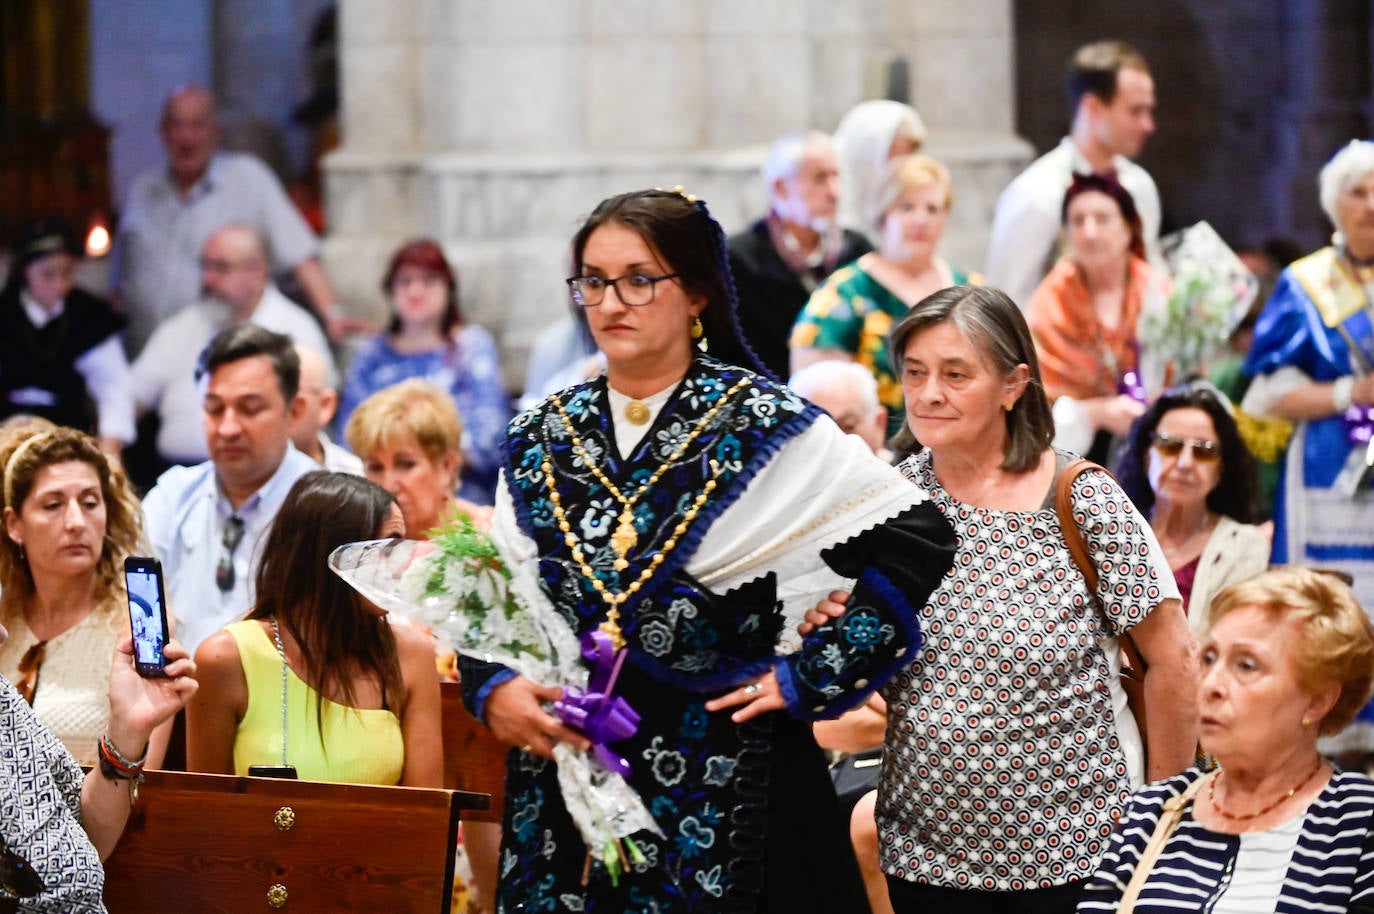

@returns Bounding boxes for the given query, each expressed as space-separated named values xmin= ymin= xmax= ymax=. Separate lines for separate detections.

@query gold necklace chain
xmin=549 ymin=376 xmax=752 ymax=571
xmin=542 ymin=452 xmax=729 ymax=650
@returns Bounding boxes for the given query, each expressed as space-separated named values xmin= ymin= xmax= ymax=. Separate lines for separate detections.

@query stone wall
xmin=324 ymin=0 xmax=1030 ymax=390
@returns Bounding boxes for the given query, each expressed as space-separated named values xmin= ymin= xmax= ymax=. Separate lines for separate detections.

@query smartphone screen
xmin=124 ymin=556 xmax=171 ymax=677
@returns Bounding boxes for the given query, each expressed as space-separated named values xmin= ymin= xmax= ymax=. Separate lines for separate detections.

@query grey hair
xmin=1319 ymin=140 xmax=1374 ymax=243
xmin=886 ymin=285 xmax=1054 ymax=471
xmin=761 ymin=131 xmax=834 ymax=190
xmin=788 ymin=360 xmax=881 ymax=416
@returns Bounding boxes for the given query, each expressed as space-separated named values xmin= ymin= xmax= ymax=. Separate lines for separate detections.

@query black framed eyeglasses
xmin=565 ymin=273 xmax=681 ymax=307
xmin=216 ymin=515 xmax=246 ymax=593
xmin=1150 ymin=432 xmax=1221 ymax=463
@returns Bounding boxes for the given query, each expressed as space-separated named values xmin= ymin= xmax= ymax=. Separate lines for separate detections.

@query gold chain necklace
xmin=542 ymin=453 xmax=730 ymax=650
xmin=549 ymin=376 xmax=752 ymax=571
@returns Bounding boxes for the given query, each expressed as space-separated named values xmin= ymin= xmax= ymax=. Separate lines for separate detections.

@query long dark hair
xmin=247 ymin=472 xmax=403 ymax=737
xmin=1113 ymin=384 xmax=1262 ymax=523
xmin=569 ymin=189 xmax=770 ymax=377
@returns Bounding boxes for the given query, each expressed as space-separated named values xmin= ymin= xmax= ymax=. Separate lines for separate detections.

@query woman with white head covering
xmin=833 ymin=100 xmax=928 ymax=240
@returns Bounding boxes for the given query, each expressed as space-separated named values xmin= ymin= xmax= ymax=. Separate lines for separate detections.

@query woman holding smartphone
xmin=187 ymin=472 xmax=443 ymax=786
xmin=0 ymin=423 xmax=167 ymax=768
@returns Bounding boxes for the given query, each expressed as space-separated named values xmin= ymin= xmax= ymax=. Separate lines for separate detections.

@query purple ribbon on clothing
xmin=552 ymin=631 xmax=641 ymax=778
xmin=1347 ymin=404 xmax=1374 ymax=448
xmin=1118 ymin=367 xmax=1147 ymax=404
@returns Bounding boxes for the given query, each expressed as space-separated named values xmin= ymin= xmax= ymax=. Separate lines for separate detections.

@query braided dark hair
xmin=569 ymin=189 xmax=772 ymax=378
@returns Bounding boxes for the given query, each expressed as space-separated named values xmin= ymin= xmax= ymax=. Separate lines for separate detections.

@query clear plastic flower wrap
xmin=329 ymin=515 xmax=663 ymax=868
xmin=1143 ymin=220 xmax=1259 ymax=381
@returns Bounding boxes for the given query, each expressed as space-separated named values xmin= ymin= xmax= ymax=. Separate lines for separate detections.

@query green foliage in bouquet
xmin=424 ymin=514 xmax=549 ymax=664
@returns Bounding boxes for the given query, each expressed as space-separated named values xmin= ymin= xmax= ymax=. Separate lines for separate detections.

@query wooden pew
xmin=440 ymin=681 xmax=508 ymax=823
xmin=103 ymin=770 xmax=487 ymax=913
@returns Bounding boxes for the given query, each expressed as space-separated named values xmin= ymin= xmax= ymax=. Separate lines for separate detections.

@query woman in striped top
xmin=1079 ymin=566 xmax=1374 ymax=913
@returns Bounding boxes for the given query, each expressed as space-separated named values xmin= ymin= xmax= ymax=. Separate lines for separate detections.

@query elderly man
xmin=728 ymin=131 xmax=872 ymax=379
xmin=141 ymin=325 xmax=318 ymax=652
xmin=111 ymin=84 xmax=350 ymax=353
xmin=985 ymin=40 xmax=1161 ymax=308
xmin=132 ymin=223 xmax=334 ymax=468
xmin=788 ymin=359 xmax=891 ymax=459
xmin=289 ymin=343 xmax=362 ymax=473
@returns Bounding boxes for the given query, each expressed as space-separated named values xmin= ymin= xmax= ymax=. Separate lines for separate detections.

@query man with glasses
xmin=132 ymin=223 xmax=333 ymax=474
xmin=141 ymin=325 xmax=318 ymax=652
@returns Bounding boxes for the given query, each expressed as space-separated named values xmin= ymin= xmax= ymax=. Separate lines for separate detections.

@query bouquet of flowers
xmin=329 ymin=514 xmax=662 ymax=879
xmin=1142 ymin=221 xmax=1258 ymax=381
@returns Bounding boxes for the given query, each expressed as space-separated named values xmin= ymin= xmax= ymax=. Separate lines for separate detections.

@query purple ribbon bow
xmin=553 ymin=631 xmax=641 ymax=778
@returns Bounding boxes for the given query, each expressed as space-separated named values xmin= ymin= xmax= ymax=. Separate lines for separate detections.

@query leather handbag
xmin=1055 ymin=458 xmax=1149 ymax=768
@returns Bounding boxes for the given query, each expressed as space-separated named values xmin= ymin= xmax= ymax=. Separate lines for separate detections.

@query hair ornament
xmin=3 ymin=431 xmax=55 ymax=509
xmin=655 ymin=185 xmax=706 ymax=209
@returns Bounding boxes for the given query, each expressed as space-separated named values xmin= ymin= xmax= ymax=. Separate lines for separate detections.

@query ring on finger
xmin=743 ymin=682 xmax=762 ymax=696
xmin=520 ymin=743 xmax=535 ymax=753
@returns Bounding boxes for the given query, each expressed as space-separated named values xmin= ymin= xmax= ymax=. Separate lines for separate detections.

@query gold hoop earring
xmin=690 ymin=317 xmax=704 ymax=340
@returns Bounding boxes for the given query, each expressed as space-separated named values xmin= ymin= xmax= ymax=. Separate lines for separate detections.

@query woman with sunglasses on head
xmin=0 ymin=423 xmax=176 ymax=768
xmin=453 ymin=188 xmax=956 ymax=912
xmin=1114 ymin=384 xmax=1269 ymax=636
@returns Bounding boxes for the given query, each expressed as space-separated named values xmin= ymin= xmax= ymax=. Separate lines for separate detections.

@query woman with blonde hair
xmin=0 ymin=424 xmax=170 ymax=766
xmin=792 ymin=153 xmax=980 ymax=437
xmin=345 ymin=379 xmax=490 ymax=537
xmin=1080 ymin=566 xmax=1374 ymax=912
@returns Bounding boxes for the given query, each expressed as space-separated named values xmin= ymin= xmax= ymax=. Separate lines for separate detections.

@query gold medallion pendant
xmin=610 ymin=508 xmax=638 ymax=571
xmin=624 ymin=400 xmax=651 ymax=425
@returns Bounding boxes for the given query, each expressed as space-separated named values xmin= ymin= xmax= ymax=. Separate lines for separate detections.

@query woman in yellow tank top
xmin=186 ymin=472 xmax=443 ymax=786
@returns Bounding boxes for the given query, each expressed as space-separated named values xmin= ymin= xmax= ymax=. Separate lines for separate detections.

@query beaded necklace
xmin=1207 ymin=756 xmax=1324 ymax=823
xmin=542 ymin=377 xmax=751 ymax=649
xmin=548 ymin=376 xmax=751 ymax=571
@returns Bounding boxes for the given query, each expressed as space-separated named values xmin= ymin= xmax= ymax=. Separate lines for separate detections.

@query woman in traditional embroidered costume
xmin=1242 ymin=140 xmax=1374 ymax=754
xmin=459 ymin=189 xmax=956 ymax=912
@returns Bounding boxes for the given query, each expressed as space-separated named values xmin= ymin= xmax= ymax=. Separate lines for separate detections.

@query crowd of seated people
xmin=9 ymin=33 xmax=1374 ymax=914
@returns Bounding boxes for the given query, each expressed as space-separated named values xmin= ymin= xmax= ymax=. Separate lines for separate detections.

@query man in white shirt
xmin=985 ymin=40 xmax=1161 ymax=309
xmin=141 ymin=325 xmax=318 ymax=652
xmin=132 ymin=223 xmax=334 ymax=466
xmin=289 ymin=343 xmax=363 ymax=474
xmin=110 ymin=85 xmax=350 ymax=353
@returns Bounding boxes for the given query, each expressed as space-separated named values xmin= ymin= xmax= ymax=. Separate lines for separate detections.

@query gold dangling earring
xmin=690 ymin=316 xmax=704 ymax=340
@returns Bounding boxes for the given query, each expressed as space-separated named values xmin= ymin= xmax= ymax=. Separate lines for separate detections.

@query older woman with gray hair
xmin=810 ymin=285 xmax=1198 ymax=912
xmin=1242 ymin=140 xmax=1374 ymax=753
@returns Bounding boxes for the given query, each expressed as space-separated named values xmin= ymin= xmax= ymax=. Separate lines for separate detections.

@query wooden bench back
xmin=103 ymin=770 xmax=485 ymax=913
xmin=440 ymin=681 xmax=507 ymax=823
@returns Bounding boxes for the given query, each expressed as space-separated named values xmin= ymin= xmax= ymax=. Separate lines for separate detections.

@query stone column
xmin=324 ymin=0 xmax=1029 ymax=386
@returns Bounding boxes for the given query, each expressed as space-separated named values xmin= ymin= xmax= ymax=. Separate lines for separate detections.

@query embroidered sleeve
xmin=457 ymin=655 xmax=518 ymax=724
xmin=775 ymin=500 xmax=956 ymax=719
